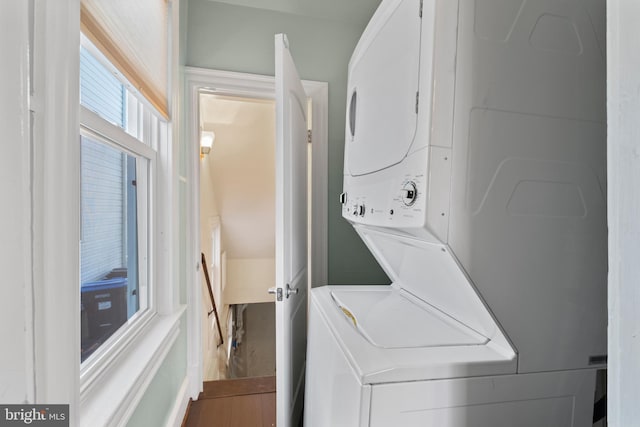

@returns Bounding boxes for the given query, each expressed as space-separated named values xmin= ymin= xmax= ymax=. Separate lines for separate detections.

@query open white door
xmin=274 ymin=33 xmax=308 ymax=427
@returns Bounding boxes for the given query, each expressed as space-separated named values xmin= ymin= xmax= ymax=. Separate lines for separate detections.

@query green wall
xmin=186 ymin=0 xmax=389 ymax=285
xmin=126 ymin=316 xmax=188 ymax=427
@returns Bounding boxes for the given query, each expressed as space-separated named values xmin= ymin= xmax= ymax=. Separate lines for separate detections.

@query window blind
xmin=81 ymin=0 xmax=169 ymax=118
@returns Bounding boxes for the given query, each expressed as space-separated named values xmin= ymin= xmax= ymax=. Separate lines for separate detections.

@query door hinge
xmin=419 ymin=0 xmax=423 ymax=18
xmin=415 ymin=92 xmax=420 ymax=114
xmin=307 ymin=129 xmax=312 ymax=144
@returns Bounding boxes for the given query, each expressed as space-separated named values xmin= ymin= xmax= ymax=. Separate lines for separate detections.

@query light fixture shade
xmin=200 ymin=130 xmax=215 ymax=155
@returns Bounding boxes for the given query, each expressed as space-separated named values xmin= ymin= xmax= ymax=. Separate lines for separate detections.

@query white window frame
xmin=30 ymin=2 xmax=186 ymax=426
xmin=79 ymin=106 xmax=156 ymax=390
xmin=77 ymin=34 xmax=184 ymax=427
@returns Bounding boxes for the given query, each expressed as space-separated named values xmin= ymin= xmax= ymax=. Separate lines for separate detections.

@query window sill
xmin=80 ymin=305 xmax=186 ymax=427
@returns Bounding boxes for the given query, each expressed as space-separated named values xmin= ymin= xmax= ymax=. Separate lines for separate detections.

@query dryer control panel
xmin=342 ymin=150 xmax=428 ymax=230
xmin=341 ymin=175 xmax=426 ymax=228
xmin=342 ymin=146 xmax=452 ymax=243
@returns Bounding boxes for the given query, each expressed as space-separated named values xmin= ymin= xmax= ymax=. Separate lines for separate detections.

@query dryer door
xmin=346 ymin=0 xmax=422 ymax=176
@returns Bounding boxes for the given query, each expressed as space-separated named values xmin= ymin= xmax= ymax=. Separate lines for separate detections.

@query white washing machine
xmin=305 ymin=0 xmax=607 ymax=425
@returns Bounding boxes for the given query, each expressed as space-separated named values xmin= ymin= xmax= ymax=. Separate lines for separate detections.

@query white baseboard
xmin=166 ymin=377 xmax=191 ymax=427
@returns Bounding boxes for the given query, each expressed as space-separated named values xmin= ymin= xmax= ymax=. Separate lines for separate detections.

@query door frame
xmin=184 ymin=67 xmax=328 ymax=397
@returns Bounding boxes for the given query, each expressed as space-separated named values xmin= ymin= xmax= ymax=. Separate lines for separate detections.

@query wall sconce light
xmin=200 ymin=131 xmax=215 ymax=158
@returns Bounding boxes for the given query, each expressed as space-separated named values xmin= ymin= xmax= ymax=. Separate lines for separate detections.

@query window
xmin=79 ymin=38 xmax=165 ymax=373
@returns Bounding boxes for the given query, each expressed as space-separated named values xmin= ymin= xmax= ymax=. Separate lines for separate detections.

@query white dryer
xmin=305 ymin=0 xmax=607 ymax=425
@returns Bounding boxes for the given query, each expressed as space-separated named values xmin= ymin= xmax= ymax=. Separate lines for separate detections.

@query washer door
xmin=346 ymin=0 xmax=422 ymax=176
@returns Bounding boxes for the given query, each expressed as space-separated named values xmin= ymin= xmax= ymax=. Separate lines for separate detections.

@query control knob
xmin=401 ymin=181 xmax=418 ymax=206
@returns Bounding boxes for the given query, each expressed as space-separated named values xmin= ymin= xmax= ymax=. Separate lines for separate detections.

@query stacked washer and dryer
xmin=305 ymin=0 xmax=607 ymax=425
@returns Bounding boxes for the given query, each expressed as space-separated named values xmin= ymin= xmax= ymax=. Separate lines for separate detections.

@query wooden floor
xmin=184 ymin=376 xmax=276 ymax=427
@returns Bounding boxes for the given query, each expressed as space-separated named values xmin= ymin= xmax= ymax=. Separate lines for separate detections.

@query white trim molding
xmin=31 ymin=1 xmax=81 ymax=423
xmin=1 ymin=0 xmax=36 ymax=405
xmin=305 ymin=80 xmax=329 ymax=288
xmin=184 ymin=67 xmax=329 ymax=398
xmin=607 ymin=1 xmax=640 ymax=424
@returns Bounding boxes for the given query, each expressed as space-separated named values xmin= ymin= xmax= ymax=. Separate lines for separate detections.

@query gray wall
xmin=186 ymin=0 xmax=389 ymax=285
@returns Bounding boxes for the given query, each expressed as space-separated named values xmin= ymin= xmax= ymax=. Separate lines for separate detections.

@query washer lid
xmin=345 ymin=0 xmax=422 ymax=176
xmin=353 ymin=225 xmax=511 ymax=347
xmin=331 ymin=288 xmax=487 ymax=349
xmin=312 ymin=286 xmax=517 ymax=384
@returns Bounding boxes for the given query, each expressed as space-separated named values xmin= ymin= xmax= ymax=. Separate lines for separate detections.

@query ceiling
xmin=199 ymin=93 xmax=274 ymax=129
xmin=205 ymin=0 xmax=382 ymax=26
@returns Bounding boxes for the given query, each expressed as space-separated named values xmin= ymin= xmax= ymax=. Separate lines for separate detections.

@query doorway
xmin=185 ymin=67 xmax=329 ymax=393
xmin=199 ymin=93 xmax=278 ymax=380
